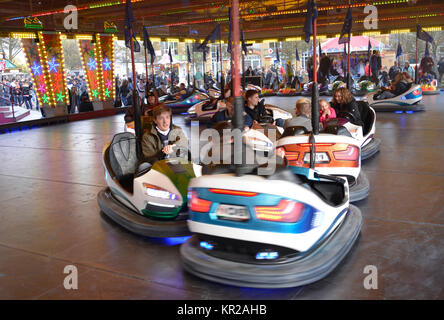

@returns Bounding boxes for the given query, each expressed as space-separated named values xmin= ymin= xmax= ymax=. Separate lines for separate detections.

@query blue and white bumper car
xmin=366 ymin=84 xmax=425 ymax=112
xmin=180 ymin=164 xmax=362 ymax=288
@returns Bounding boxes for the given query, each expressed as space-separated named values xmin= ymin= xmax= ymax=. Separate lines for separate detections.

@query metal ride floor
xmin=0 ymin=93 xmax=443 ymax=300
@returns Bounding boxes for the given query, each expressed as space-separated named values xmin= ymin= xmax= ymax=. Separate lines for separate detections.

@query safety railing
xmin=0 ymin=83 xmax=23 ymax=121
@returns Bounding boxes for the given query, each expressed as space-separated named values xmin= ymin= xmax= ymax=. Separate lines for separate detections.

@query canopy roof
xmin=0 ymin=0 xmax=443 ymax=41
xmin=0 ymin=59 xmax=19 ymax=70
xmin=318 ymin=36 xmax=386 ymax=53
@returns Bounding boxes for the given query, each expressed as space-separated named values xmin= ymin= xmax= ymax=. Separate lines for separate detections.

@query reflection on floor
xmin=0 ymin=93 xmax=443 ymax=299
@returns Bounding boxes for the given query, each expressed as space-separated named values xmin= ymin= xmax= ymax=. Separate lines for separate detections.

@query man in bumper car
xmin=244 ymin=89 xmax=284 ymax=128
xmin=209 ymin=96 xmax=253 ymax=129
xmin=124 ymin=91 xmax=162 ymax=123
xmin=141 ymin=105 xmax=188 ymax=164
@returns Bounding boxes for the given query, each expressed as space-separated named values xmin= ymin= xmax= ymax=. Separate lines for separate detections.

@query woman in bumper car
xmin=331 ymin=87 xmax=363 ymax=127
xmin=373 ymin=72 xmax=411 ymax=101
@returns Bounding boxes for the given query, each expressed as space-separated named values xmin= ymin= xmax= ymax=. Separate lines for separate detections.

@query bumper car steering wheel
xmin=337 ymin=111 xmax=358 ymax=125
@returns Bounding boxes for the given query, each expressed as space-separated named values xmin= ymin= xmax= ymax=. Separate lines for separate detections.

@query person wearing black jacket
xmin=244 ymin=89 xmax=284 ymax=127
xmin=21 ymin=81 xmax=32 ymax=110
xmin=370 ymin=50 xmax=382 ymax=85
xmin=319 ymin=53 xmax=332 ymax=84
xmin=389 ymin=61 xmax=401 ymax=81
xmin=331 ymin=87 xmax=363 ymax=127
xmin=437 ymin=57 xmax=444 ymax=84
xmin=374 ymin=72 xmax=411 ymax=101
xmin=78 ymin=92 xmax=94 ymax=113
xmin=244 ymin=89 xmax=267 ymax=124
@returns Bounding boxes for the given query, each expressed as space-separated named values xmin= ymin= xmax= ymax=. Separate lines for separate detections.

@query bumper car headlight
xmin=245 ymin=136 xmax=273 ymax=151
xmin=187 ymin=106 xmax=196 ymax=114
xmin=143 ymin=183 xmax=178 ymax=200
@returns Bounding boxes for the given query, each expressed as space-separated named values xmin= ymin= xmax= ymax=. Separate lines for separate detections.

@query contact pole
xmin=219 ymin=41 xmax=224 ymax=91
xmin=129 ymin=27 xmax=142 ymax=158
xmin=415 ymin=36 xmax=418 ymax=84
xmin=144 ymin=45 xmax=149 ymax=82
xmin=312 ymin=12 xmax=320 ymax=135
xmin=231 ymin=0 xmax=244 ymax=176
xmin=151 ymin=60 xmax=155 ymax=84
xmin=347 ymin=37 xmax=351 ymax=89
xmin=187 ymin=60 xmax=190 ymax=87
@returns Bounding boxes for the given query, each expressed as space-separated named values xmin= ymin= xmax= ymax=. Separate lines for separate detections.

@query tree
xmin=0 ymin=37 xmax=22 ymax=61
xmin=62 ymin=39 xmax=82 ymax=71
xmin=389 ymin=30 xmax=444 ymax=64
xmin=114 ymin=40 xmax=146 ymax=76
xmin=280 ymin=40 xmax=312 ymax=65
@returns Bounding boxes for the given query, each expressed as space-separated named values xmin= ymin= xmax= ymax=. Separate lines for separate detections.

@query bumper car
xmin=324 ymin=101 xmax=381 ymax=160
xmin=421 ymin=79 xmax=440 ymax=95
xmin=301 ymin=82 xmax=329 ymax=96
xmin=159 ymin=91 xmax=210 ymax=114
xmin=185 ymin=99 xmax=222 ymax=123
xmin=277 ymin=127 xmax=370 ymax=202
xmin=260 ymin=88 xmax=277 ymax=97
xmin=326 ymin=81 xmax=347 ymax=96
xmin=98 ymin=132 xmax=201 ymax=237
xmin=366 ymin=84 xmax=425 ymax=112
xmin=180 ymin=162 xmax=362 ymax=288
xmin=124 ymin=115 xmax=153 ymax=135
xmin=195 ymin=85 xmax=222 ymax=99
xmin=276 ymin=87 xmax=302 ymax=97
xmin=246 ymin=84 xmax=262 ymax=92
xmin=351 ymin=80 xmax=376 ymax=97
xmin=185 ymin=99 xmax=292 ymax=125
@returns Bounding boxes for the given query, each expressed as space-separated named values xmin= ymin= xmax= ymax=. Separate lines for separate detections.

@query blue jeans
xmin=375 ymin=91 xmax=395 ymax=100
xmin=275 ymin=118 xmax=285 ymax=127
xmin=24 ymin=96 xmax=32 ymax=109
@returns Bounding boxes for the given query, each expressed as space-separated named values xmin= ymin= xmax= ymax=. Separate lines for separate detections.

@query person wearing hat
xmin=124 ymin=90 xmax=165 ymax=123
xmin=144 ymin=91 xmax=164 ymax=115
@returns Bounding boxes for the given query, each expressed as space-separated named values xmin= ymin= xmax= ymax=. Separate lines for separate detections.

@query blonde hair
xmin=295 ymin=98 xmax=311 ymax=117
xmin=319 ymin=99 xmax=330 ymax=107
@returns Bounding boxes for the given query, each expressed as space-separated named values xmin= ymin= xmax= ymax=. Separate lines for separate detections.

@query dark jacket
xmin=120 ymin=84 xmax=130 ymax=97
xmin=331 ymin=98 xmax=363 ymax=127
xmin=244 ymin=100 xmax=267 ymax=123
xmin=370 ymin=55 xmax=382 ymax=72
xmin=210 ymin=109 xmax=253 ymax=128
xmin=124 ymin=104 xmax=154 ymax=123
xmin=319 ymin=55 xmax=331 ymax=75
xmin=141 ymin=124 xmax=188 ymax=164
xmin=437 ymin=60 xmax=444 ymax=73
xmin=78 ymin=100 xmax=94 ymax=112
xmin=389 ymin=66 xmax=401 ymax=80
xmin=392 ymin=80 xmax=410 ymax=96
xmin=21 ymin=84 xmax=31 ymax=96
